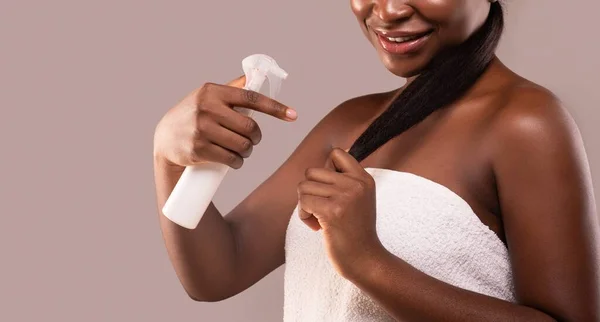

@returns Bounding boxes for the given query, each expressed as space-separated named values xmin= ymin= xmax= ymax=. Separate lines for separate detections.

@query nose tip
xmin=373 ymin=0 xmax=414 ymax=23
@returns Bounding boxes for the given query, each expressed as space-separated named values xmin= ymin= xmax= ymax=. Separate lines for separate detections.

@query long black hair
xmin=348 ymin=2 xmax=505 ymax=163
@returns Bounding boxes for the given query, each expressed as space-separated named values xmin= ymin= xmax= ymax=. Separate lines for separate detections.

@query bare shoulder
xmin=485 ymin=77 xmax=596 ymax=220
xmin=487 ymin=80 xmax=585 ymax=162
xmin=496 ymin=81 xmax=569 ymax=128
xmin=485 ymin=79 xmax=595 ymax=201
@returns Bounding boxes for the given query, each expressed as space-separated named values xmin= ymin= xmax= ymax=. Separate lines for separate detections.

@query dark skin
xmin=154 ymin=0 xmax=599 ymax=321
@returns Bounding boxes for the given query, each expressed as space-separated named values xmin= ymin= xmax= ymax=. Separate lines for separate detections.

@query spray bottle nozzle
xmin=268 ymin=63 xmax=288 ymax=79
xmin=242 ymin=54 xmax=288 ymax=98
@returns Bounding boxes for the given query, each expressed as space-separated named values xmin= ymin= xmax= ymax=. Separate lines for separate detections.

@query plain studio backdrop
xmin=0 ymin=0 xmax=598 ymax=321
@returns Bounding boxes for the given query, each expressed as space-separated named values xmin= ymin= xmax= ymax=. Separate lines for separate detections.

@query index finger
xmin=220 ymin=84 xmax=297 ymax=121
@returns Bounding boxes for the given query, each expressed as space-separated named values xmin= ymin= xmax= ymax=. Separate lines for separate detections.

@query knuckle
xmin=353 ymin=180 xmax=367 ymax=192
xmin=237 ymin=138 xmax=253 ymax=157
xmin=196 ymin=83 xmax=218 ymax=107
xmin=191 ymin=124 xmax=203 ymax=138
xmin=196 ymin=100 xmax=215 ymax=114
xmin=305 ymin=167 xmax=316 ymax=178
xmin=330 ymin=204 xmax=343 ymax=217
xmin=200 ymin=82 xmax=216 ymax=94
xmin=195 ymin=102 xmax=207 ymax=114
xmin=243 ymin=89 xmax=260 ymax=104
xmin=227 ymin=152 xmax=242 ymax=168
xmin=195 ymin=118 xmax=209 ymax=134
xmin=297 ymin=180 xmax=308 ymax=192
xmin=243 ymin=117 xmax=257 ymax=133
xmin=332 ymin=148 xmax=346 ymax=159
xmin=240 ymin=138 xmax=252 ymax=151
xmin=227 ymin=152 xmax=237 ymax=163
xmin=190 ymin=140 xmax=208 ymax=162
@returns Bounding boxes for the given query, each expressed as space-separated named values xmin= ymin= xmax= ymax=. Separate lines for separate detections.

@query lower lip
xmin=376 ymin=31 xmax=432 ymax=55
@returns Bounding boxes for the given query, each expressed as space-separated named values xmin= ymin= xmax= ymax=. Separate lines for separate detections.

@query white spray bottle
xmin=162 ymin=54 xmax=289 ymax=229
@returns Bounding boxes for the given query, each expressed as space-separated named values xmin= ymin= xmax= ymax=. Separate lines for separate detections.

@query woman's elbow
xmin=184 ymin=285 xmax=234 ymax=303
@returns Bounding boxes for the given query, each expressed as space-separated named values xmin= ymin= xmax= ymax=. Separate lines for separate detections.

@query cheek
xmin=350 ymin=0 xmax=370 ymax=19
xmin=416 ymin=0 xmax=477 ymax=45
xmin=350 ymin=0 xmax=373 ymax=40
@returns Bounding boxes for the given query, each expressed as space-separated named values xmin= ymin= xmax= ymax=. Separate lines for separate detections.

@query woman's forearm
xmin=345 ymin=246 xmax=558 ymax=322
xmin=154 ymin=155 xmax=238 ymax=301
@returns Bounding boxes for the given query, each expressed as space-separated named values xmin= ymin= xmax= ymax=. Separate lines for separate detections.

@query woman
xmin=153 ymin=1 xmax=599 ymax=321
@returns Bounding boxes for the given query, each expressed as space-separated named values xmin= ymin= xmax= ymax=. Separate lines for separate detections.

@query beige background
xmin=1 ymin=1 xmax=598 ymax=321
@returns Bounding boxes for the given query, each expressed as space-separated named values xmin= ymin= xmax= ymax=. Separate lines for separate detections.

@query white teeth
xmin=385 ymin=35 xmax=420 ymax=43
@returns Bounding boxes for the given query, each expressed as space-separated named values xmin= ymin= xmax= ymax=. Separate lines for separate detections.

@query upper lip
xmin=372 ymin=28 xmax=433 ymax=38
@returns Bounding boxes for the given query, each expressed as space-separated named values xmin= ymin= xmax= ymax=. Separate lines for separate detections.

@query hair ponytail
xmin=348 ymin=2 xmax=504 ymax=162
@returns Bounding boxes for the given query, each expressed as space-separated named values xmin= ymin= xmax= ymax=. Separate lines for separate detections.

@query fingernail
xmin=286 ymin=108 xmax=297 ymax=120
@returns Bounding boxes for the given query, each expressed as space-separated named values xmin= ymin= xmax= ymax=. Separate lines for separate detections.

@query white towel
xmin=283 ymin=167 xmax=516 ymax=322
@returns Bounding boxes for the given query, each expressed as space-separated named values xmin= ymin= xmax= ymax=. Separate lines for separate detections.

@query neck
xmin=405 ymin=75 xmax=418 ymax=86
xmin=402 ymin=54 xmax=501 ymax=89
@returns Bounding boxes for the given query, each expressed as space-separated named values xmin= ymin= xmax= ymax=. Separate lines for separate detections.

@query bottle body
xmin=162 ymin=162 xmax=230 ymax=229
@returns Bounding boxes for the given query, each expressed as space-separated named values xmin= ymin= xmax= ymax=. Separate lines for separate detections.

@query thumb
xmin=324 ymin=146 xmax=352 ymax=173
xmin=227 ymin=74 xmax=246 ymax=89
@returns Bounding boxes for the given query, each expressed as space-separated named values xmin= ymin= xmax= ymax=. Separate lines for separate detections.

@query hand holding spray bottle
xmin=162 ymin=54 xmax=289 ymax=229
